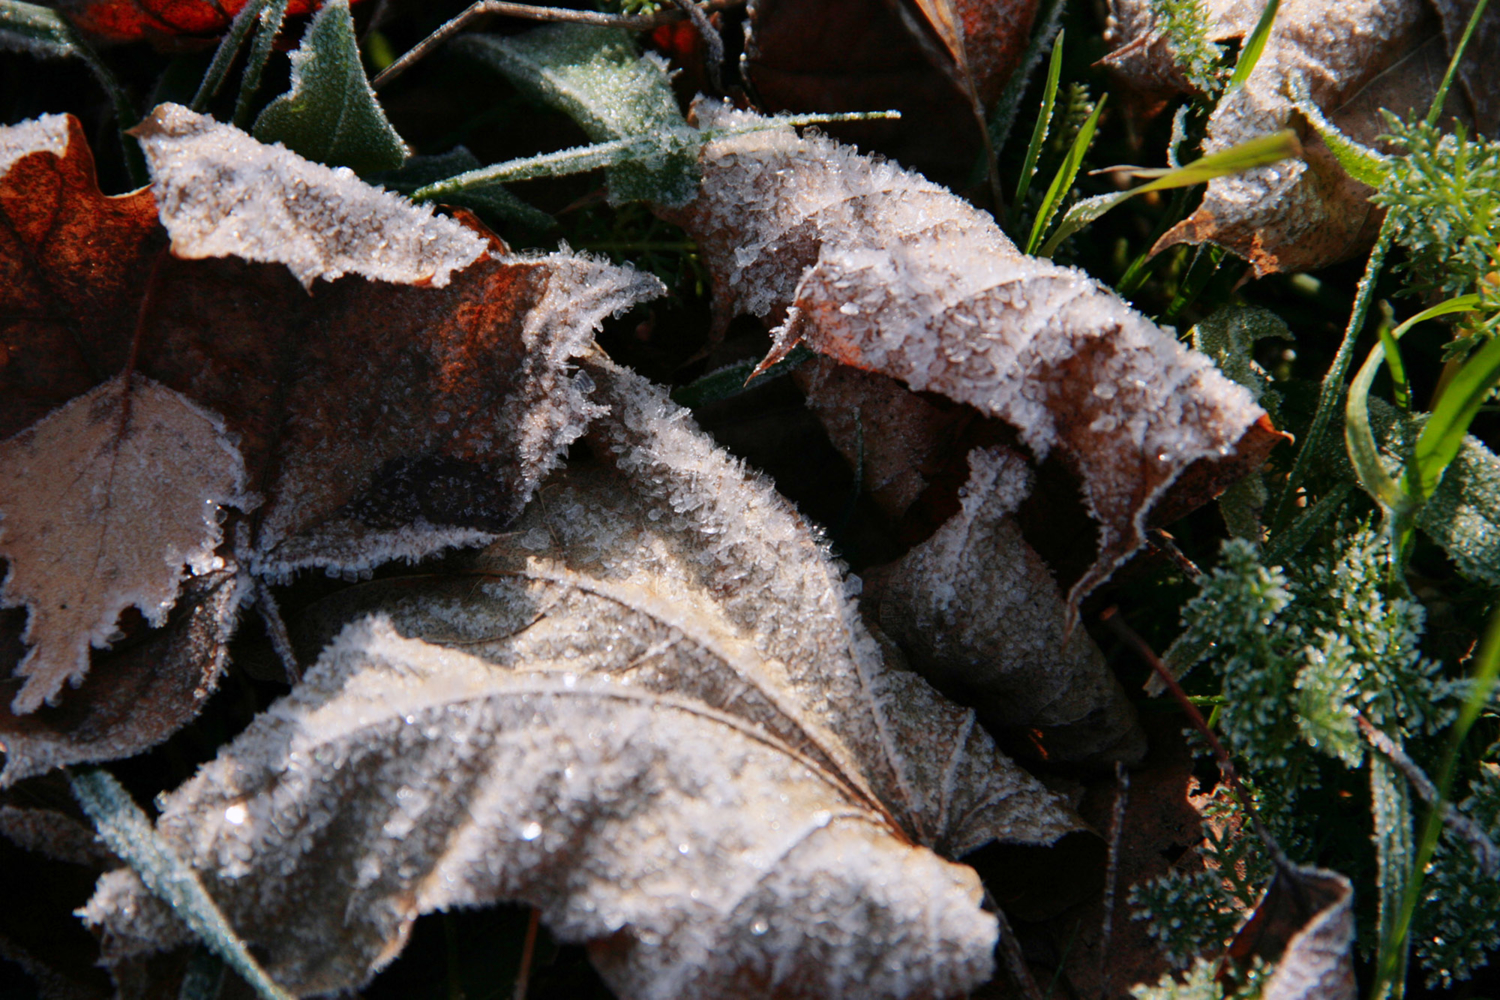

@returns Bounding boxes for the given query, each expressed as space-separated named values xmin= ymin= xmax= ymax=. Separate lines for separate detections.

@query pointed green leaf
xmin=1027 ymin=93 xmax=1106 ymax=256
xmin=1417 ymin=434 xmax=1500 ymax=586
xmin=253 ymin=0 xmax=407 ymax=175
xmin=371 ymin=147 xmax=554 ymax=230
xmin=457 ymin=24 xmax=698 ymax=205
xmin=1410 ymin=334 xmax=1500 ymax=502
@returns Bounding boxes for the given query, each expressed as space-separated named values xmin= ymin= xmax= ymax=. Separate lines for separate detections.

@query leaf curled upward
xmin=666 ymin=103 xmax=1271 ymax=609
xmin=0 ymin=376 xmax=250 ymax=714
xmin=83 ymin=357 xmax=1086 ymax=1000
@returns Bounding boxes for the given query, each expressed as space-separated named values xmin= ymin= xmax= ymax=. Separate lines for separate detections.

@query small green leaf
xmin=70 ymin=767 xmax=294 ymax=1000
xmin=1426 ymin=0 xmax=1490 ymax=127
xmin=253 ymin=0 xmax=407 ymax=175
xmin=0 ymin=0 xmax=74 ymax=56
xmin=1295 ymin=87 xmax=1391 ymax=188
xmin=670 ymin=345 xmax=816 ymax=408
xmin=1224 ymin=0 xmax=1279 ymax=92
xmin=191 ymin=0 xmax=273 ymax=112
xmin=1191 ymin=305 xmax=1294 ymax=418
xmin=1039 ymin=129 xmax=1299 ymax=257
xmin=457 ymin=25 xmax=698 ymax=205
xmin=1027 ymin=92 xmax=1106 ymax=256
xmin=233 ymin=0 xmax=288 ymax=129
xmin=1379 ymin=317 xmax=1410 ymax=411
xmin=1014 ymin=30 xmax=1063 ymax=210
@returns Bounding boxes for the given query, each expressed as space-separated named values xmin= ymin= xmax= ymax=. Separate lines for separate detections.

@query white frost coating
xmin=676 ymin=103 xmax=1266 ymax=606
xmin=0 ymin=113 xmax=69 ymax=176
xmin=1151 ymin=0 xmax=1427 ymax=273
xmin=872 ymin=448 xmax=1145 ymax=763
xmin=83 ymin=617 xmax=1001 ymax=1000
xmin=130 ymin=104 xmax=487 ymax=289
xmin=0 ymin=376 xmax=252 ymax=714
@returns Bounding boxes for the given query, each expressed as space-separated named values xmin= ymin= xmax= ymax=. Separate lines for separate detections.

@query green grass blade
xmin=1426 ymin=0 xmax=1490 ymax=126
xmin=1027 ymin=93 xmax=1106 ymax=257
xmin=1345 ymin=295 xmax=1481 ymax=515
xmin=1296 ymin=86 xmax=1390 ymax=187
xmin=1014 ymin=30 xmax=1064 ymax=210
xmin=412 ymin=112 xmax=897 ymax=202
xmin=1225 ymin=0 xmax=1280 ymax=91
xmin=1039 ymin=129 xmax=1297 ymax=257
xmin=191 ymin=0 xmax=272 ymax=111
xmin=1409 ymin=332 xmax=1500 ymax=502
xmin=233 ymin=0 xmax=289 ymax=129
xmin=1373 ymin=608 xmax=1500 ymax=1000
xmin=70 ymin=767 xmax=295 ymax=1000
xmin=1379 ymin=319 xmax=1411 ymax=410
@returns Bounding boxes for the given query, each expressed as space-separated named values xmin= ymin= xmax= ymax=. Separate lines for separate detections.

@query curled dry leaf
xmin=666 ymin=103 xmax=1272 ymax=608
xmin=83 ymin=357 xmax=1086 ymax=1000
xmin=792 ymin=360 xmax=1145 ymax=764
xmin=866 ymin=448 xmax=1146 ymax=764
xmin=1100 ymin=0 xmax=1261 ymax=100
xmin=0 ymin=110 xmax=660 ymax=763
xmin=1112 ymin=0 xmax=1493 ymax=274
xmin=1229 ymin=864 xmax=1356 ymax=1000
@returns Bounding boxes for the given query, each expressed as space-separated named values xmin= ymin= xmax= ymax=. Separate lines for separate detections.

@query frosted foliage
xmin=0 ymin=113 xmax=68 ymax=175
xmin=674 ymin=104 xmax=1263 ymax=605
xmin=1155 ymin=0 xmax=1427 ymax=273
xmin=1101 ymin=0 xmax=1261 ymax=94
xmin=250 ymin=250 xmax=659 ymax=579
xmin=459 ymin=26 xmax=698 ymax=205
xmin=83 ymin=618 xmax=1000 ymax=1000
xmin=130 ymin=104 xmax=486 ymax=289
xmin=873 ymin=447 xmax=1145 ymax=764
xmin=0 ymin=376 xmax=249 ymax=714
xmin=83 ymin=357 xmax=1080 ymax=998
xmin=1416 ymin=436 xmax=1500 ymax=586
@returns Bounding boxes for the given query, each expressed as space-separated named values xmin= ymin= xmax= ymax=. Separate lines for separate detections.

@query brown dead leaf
xmin=1229 ymin=864 xmax=1356 ymax=1000
xmin=1121 ymin=0 xmax=1496 ymax=274
xmin=0 ymin=110 xmax=660 ymax=762
xmin=0 ymin=377 xmax=250 ymax=713
xmin=82 ymin=356 xmax=1087 ymax=1000
xmin=743 ymin=0 xmax=1037 ymax=186
xmin=865 ymin=447 xmax=1146 ymax=765
xmin=666 ymin=103 xmax=1270 ymax=610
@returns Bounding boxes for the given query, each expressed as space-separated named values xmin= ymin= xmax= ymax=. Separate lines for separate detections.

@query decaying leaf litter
xmin=1 ymin=0 xmax=1499 ymax=998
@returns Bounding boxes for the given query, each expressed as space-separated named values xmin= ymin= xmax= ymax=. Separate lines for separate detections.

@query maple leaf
xmin=666 ymin=102 xmax=1278 ymax=610
xmin=81 ymin=356 xmax=1087 ymax=1000
xmin=0 ymin=109 xmax=661 ymax=769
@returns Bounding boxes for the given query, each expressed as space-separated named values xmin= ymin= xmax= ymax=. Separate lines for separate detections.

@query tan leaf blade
xmin=83 ymin=357 xmax=1085 ymax=1000
xmin=667 ymin=103 xmax=1267 ymax=607
xmin=128 ymin=104 xmax=486 ymax=290
xmin=0 ymin=376 xmax=250 ymax=714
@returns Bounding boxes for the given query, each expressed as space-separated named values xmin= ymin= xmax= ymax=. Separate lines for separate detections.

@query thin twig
xmin=1355 ymin=712 xmax=1499 ymax=877
xmin=1101 ymin=607 xmax=1296 ymax=879
xmin=512 ymin=906 xmax=541 ymax=1000
xmin=372 ymin=0 xmax=739 ymax=91
xmin=255 ymin=580 xmax=301 ymax=685
xmin=1147 ymin=528 xmax=1202 ymax=581
xmin=1098 ymin=761 xmax=1130 ymax=1000
xmin=670 ymin=0 xmax=724 ymax=91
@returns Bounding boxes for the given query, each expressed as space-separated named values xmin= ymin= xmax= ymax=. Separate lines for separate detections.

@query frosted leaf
xmin=667 ymin=103 xmax=1267 ymax=606
xmin=1138 ymin=0 xmax=1450 ymax=274
xmin=457 ymin=25 xmax=700 ymax=206
xmin=867 ymin=447 xmax=1146 ymax=765
xmin=129 ymin=104 xmax=484 ymax=289
xmin=1244 ymin=866 xmax=1355 ymax=1000
xmin=252 ymin=0 xmax=408 ymax=175
xmin=0 ymin=376 xmax=250 ymax=714
xmin=0 ymin=113 xmax=68 ymax=174
xmin=83 ymin=357 xmax=1083 ymax=999
xmin=1100 ymin=0 xmax=1262 ymax=97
